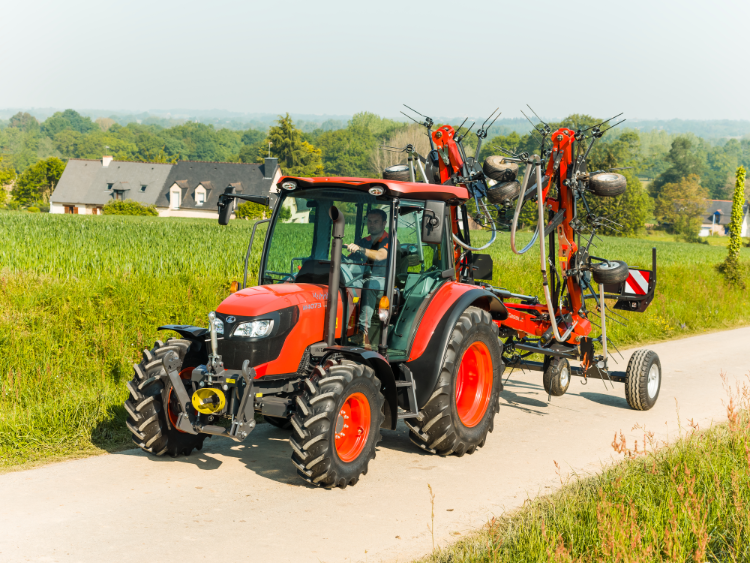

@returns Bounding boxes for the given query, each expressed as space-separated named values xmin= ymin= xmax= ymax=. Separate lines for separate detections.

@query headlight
xmin=234 ymin=319 xmax=274 ymax=338
xmin=212 ymin=316 xmax=224 ymax=335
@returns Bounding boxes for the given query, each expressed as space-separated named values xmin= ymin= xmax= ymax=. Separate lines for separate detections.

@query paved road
xmin=2 ymin=327 xmax=748 ymax=563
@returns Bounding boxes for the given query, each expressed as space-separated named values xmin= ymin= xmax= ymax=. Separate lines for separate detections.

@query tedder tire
xmin=591 ymin=260 xmax=629 ymax=285
xmin=383 ymin=164 xmax=411 ymax=181
xmin=290 ymin=360 xmax=384 ymax=488
xmin=543 ymin=357 xmax=571 ymax=397
xmin=589 ymin=173 xmax=627 ymax=197
xmin=483 ymin=155 xmax=518 ymax=183
xmin=625 ymin=349 xmax=661 ymax=411
xmin=486 ymin=180 xmax=521 ymax=204
xmin=407 ymin=307 xmax=503 ymax=456
xmin=124 ymin=339 xmax=208 ymax=457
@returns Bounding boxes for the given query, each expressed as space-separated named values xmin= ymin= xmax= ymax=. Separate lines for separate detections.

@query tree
xmin=650 ymin=136 xmax=707 ymax=197
xmin=718 ymin=167 xmax=746 ymax=287
xmin=12 ymin=157 xmax=65 ymax=205
xmin=96 ymin=117 xmax=116 ymax=132
xmin=317 ymin=124 xmax=377 ymax=177
xmin=235 ymin=201 xmax=268 ymax=220
xmin=102 ymin=199 xmax=158 ymax=216
xmin=263 ymin=114 xmax=323 ymax=176
xmin=0 ymin=157 xmax=16 ymax=206
xmin=653 ymin=174 xmax=707 ymax=240
xmin=9 ymin=112 xmax=39 ymax=132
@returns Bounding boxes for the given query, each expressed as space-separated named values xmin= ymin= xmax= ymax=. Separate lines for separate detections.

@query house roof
xmin=50 ymin=157 xmax=281 ymax=210
xmin=51 ymin=159 xmax=173 ymax=206
xmin=159 ymin=160 xmax=279 ymax=210
xmin=702 ymin=199 xmax=750 ymax=226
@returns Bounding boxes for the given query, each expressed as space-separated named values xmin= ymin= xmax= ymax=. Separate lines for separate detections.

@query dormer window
xmin=107 ymin=183 xmax=113 ymax=190
xmin=140 ymin=185 xmax=147 ymax=192
xmin=195 ymin=185 xmax=207 ymax=206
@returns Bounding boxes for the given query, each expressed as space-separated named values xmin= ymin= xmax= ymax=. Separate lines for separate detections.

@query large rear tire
xmin=124 ymin=339 xmax=208 ymax=457
xmin=407 ymin=307 xmax=503 ymax=456
xmin=290 ymin=360 xmax=384 ymax=488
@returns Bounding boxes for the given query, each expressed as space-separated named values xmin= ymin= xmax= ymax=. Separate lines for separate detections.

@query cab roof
xmin=276 ymin=176 xmax=469 ymax=203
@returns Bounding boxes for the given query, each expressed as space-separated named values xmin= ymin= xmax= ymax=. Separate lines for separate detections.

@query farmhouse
xmin=50 ymin=156 xmax=282 ymax=218
xmin=699 ymin=199 xmax=750 ymax=237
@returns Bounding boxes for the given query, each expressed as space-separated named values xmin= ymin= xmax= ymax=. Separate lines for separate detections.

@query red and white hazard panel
xmin=624 ymin=270 xmax=650 ymax=295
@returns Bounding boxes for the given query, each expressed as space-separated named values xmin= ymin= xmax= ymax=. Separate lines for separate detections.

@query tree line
xmin=2 ymin=109 xmax=749 ymax=239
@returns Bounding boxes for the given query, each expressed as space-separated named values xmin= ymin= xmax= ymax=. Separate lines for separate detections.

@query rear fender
xmin=324 ymin=346 xmax=399 ymax=430
xmin=405 ymin=286 xmax=506 ymax=408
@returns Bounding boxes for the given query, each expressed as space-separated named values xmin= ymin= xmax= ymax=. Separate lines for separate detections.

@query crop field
xmin=1 ymin=213 xmax=750 ymax=469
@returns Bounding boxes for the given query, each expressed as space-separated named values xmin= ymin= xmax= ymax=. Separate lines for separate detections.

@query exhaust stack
xmin=324 ymin=205 xmax=345 ymax=346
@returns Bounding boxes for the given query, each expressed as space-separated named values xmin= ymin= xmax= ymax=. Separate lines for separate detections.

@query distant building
xmin=50 ymin=156 xmax=281 ymax=218
xmin=698 ymin=199 xmax=749 ymax=237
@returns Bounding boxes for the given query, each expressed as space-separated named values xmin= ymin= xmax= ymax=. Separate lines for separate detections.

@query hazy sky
xmin=2 ymin=0 xmax=748 ymax=120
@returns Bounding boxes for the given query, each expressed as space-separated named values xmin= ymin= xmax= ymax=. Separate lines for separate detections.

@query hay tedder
xmin=125 ymin=106 xmax=662 ymax=488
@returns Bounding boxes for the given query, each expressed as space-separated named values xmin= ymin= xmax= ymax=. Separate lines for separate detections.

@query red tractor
xmin=124 ymin=109 xmax=661 ymax=488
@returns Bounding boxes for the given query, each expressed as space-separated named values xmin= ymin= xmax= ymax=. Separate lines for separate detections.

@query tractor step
xmin=396 ymin=365 xmax=421 ymax=420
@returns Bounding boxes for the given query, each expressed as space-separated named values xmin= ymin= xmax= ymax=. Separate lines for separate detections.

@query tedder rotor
xmin=124 ymin=105 xmax=662 ymax=488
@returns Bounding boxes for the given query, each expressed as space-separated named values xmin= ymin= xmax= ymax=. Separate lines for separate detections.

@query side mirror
xmin=218 ymin=186 xmax=235 ymax=226
xmin=471 ymin=253 xmax=494 ymax=281
xmin=421 ymin=200 xmax=445 ymax=244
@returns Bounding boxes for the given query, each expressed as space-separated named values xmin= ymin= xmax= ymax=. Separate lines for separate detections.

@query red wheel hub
xmin=455 ymin=341 xmax=493 ymax=427
xmin=167 ymin=366 xmax=194 ymax=433
xmin=334 ymin=392 xmax=371 ymax=462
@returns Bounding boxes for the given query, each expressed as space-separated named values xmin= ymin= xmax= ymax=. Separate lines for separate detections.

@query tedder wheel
xmin=591 ymin=260 xmax=629 ymax=285
xmin=543 ymin=357 xmax=571 ymax=397
xmin=264 ymin=415 xmax=292 ymax=429
xmin=124 ymin=339 xmax=208 ymax=457
xmin=486 ymin=180 xmax=521 ymax=204
xmin=407 ymin=307 xmax=503 ymax=456
xmin=483 ymin=155 xmax=518 ymax=183
xmin=383 ymin=164 xmax=411 ymax=181
xmin=290 ymin=360 xmax=384 ymax=488
xmin=625 ymin=349 xmax=661 ymax=411
xmin=588 ymin=173 xmax=627 ymax=197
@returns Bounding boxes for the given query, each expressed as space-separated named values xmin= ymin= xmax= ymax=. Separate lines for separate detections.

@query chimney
xmin=102 ymin=156 xmax=113 ymax=167
xmin=264 ymin=157 xmax=278 ymax=179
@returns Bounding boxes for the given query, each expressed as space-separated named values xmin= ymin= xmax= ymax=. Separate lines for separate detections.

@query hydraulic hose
xmin=533 ymin=160 xmax=577 ymax=343
xmin=510 ymin=159 xmax=540 ymax=255
xmin=452 ymin=198 xmax=497 ymax=251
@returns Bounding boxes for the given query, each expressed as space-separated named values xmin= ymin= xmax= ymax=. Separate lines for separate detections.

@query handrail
xmin=243 ymin=218 xmax=271 ymax=289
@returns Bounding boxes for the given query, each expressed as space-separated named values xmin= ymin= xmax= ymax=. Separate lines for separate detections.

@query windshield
xmin=262 ymin=188 xmax=393 ymax=289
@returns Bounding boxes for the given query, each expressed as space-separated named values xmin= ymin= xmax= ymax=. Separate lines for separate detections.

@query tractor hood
xmin=215 ymin=284 xmax=344 ymax=376
xmin=217 ymin=283 xmax=331 ymax=318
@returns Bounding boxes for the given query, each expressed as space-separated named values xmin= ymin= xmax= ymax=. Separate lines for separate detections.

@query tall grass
xmin=1 ymin=214 xmax=749 ymax=468
xmin=419 ymin=375 xmax=750 ymax=562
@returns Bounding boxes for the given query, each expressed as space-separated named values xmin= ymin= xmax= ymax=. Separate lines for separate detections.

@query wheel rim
xmin=168 ymin=367 xmax=193 ymax=433
xmin=334 ymin=392 xmax=371 ymax=463
xmin=560 ymin=366 xmax=570 ymax=387
xmin=597 ymin=261 xmax=619 ymax=271
xmin=647 ymin=363 xmax=660 ymax=398
xmin=455 ymin=341 xmax=493 ymax=428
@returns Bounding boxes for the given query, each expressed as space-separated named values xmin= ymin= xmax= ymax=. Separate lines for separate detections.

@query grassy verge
xmin=419 ymin=376 xmax=750 ymax=562
xmin=1 ymin=214 xmax=750 ymax=469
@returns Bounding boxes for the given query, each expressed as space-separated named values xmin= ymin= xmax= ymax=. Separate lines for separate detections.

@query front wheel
xmin=625 ymin=349 xmax=661 ymax=411
xmin=408 ymin=307 xmax=504 ymax=456
xmin=290 ymin=361 xmax=384 ymax=488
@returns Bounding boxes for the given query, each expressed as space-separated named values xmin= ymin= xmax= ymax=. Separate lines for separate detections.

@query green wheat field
xmin=1 ymin=213 xmax=749 ymax=469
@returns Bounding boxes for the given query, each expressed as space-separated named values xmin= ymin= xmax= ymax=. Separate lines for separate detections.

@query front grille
xmin=215 ymin=306 xmax=298 ymax=370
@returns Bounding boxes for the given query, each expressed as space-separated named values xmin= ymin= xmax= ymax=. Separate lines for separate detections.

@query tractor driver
xmin=345 ymin=209 xmax=390 ymax=345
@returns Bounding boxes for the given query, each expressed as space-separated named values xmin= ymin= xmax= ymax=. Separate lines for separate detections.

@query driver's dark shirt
xmin=362 ymin=231 xmax=389 ymax=277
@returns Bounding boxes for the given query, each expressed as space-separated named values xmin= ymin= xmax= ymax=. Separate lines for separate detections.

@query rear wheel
xmin=407 ymin=307 xmax=503 ymax=456
xmin=124 ymin=339 xmax=208 ymax=457
xmin=290 ymin=360 xmax=384 ymax=488
xmin=625 ymin=349 xmax=661 ymax=411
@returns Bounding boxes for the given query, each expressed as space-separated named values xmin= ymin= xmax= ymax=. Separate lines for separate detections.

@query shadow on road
xmin=578 ymin=391 xmax=629 ymax=410
xmin=115 ymin=419 xmax=431 ymax=487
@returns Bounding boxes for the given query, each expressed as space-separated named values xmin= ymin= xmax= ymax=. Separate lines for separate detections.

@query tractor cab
xmin=258 ymin=180 xmax=453 ymax=358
